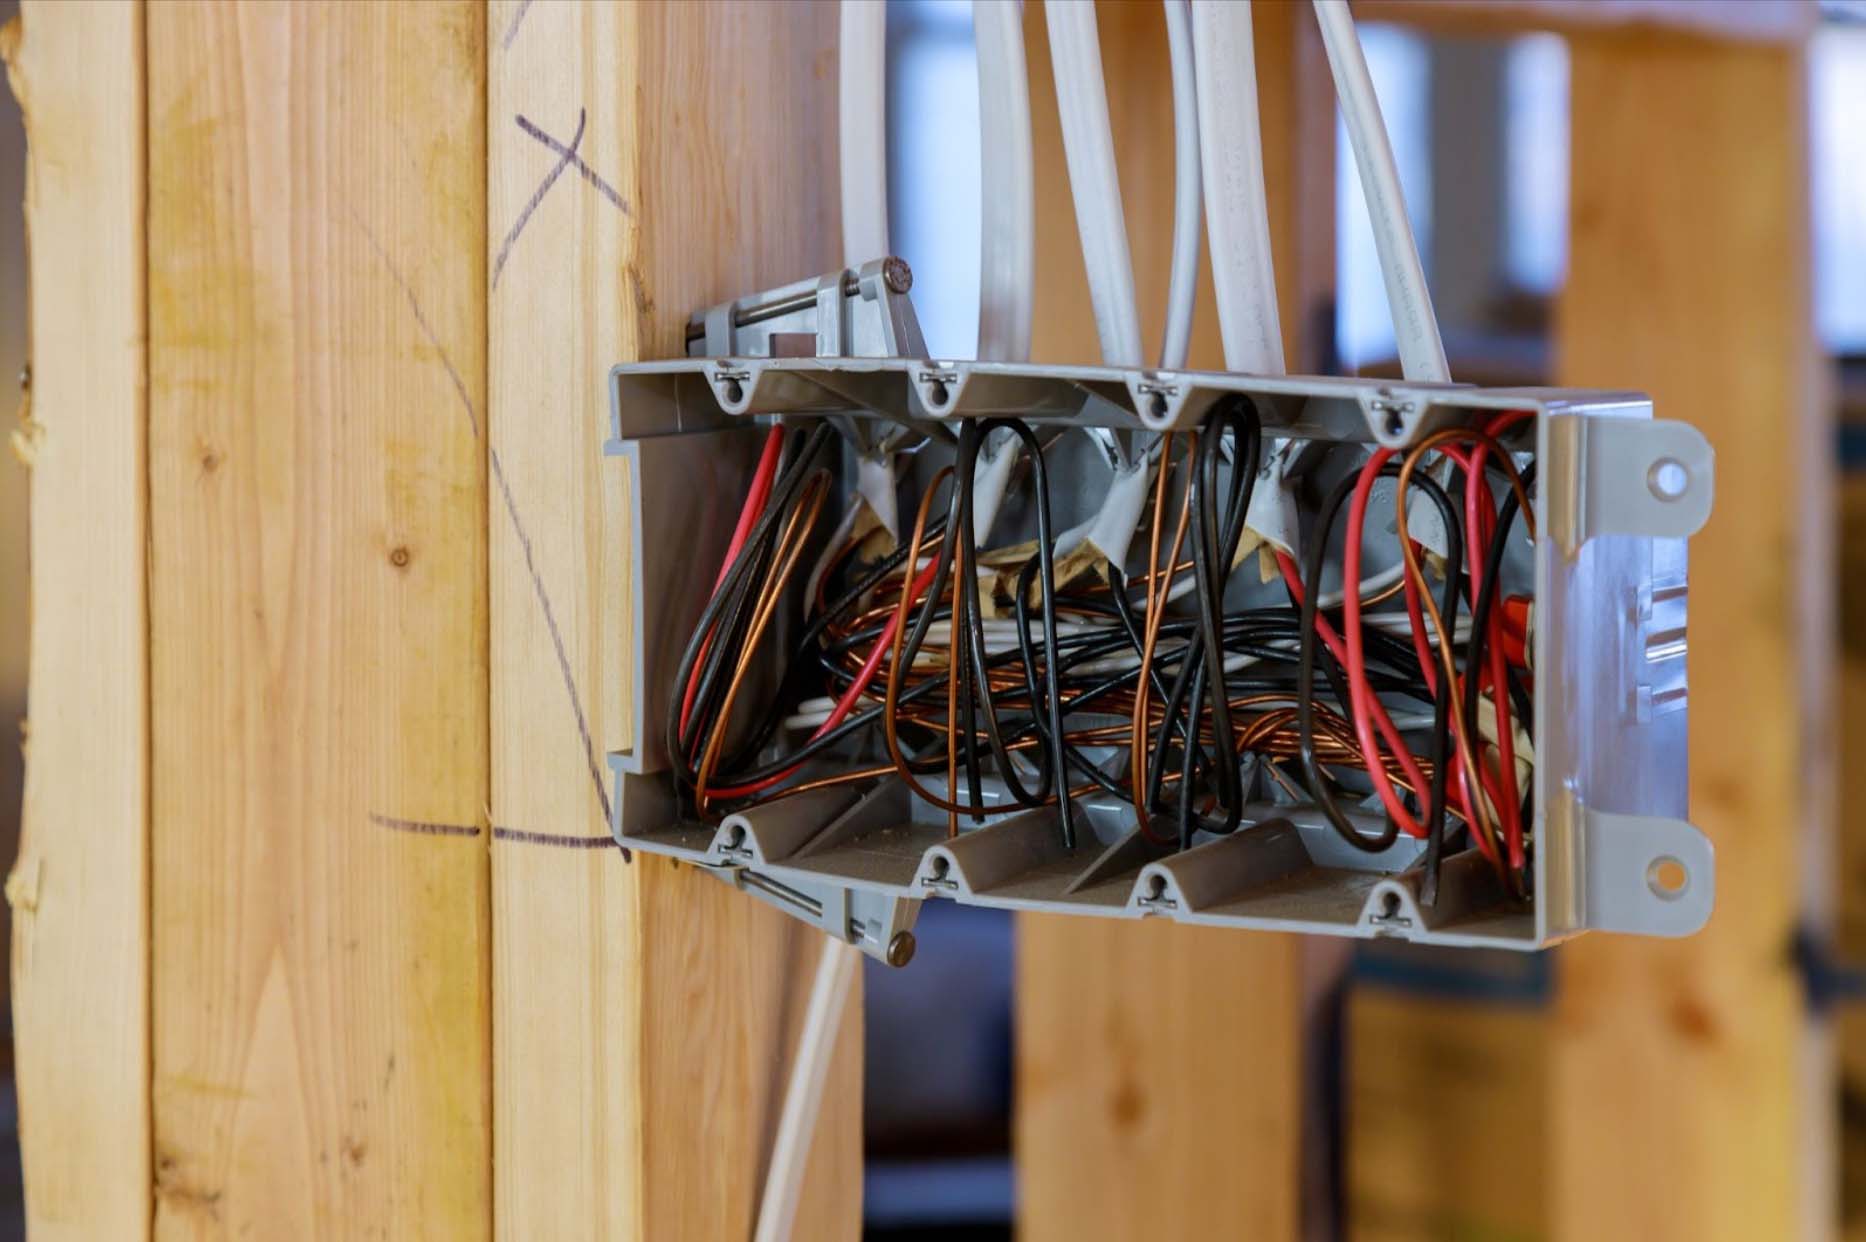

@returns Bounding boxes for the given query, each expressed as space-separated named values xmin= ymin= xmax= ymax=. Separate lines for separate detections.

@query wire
xmin=1161 ymin=0 xmax=1203 ymax=370
xmin=1290 ymin=460 xmax=1480 ymax=895
xmin=696 ymin=471 xmax=832 ymax=811
xmin=1191 ymin=0 xmax=1285 ymax=375
xmin=975 ymin=0 xmax=1035 ymax=363
xmin=753 ymin=934 xmax=860 ymax=1242
xmin=1045 ymin=0 xmax=1144 ymax=367
xmin=1312 ymin=0 xmax=1448 ymax=383
xmin=679 ymin=425 xmax=786 ymax=735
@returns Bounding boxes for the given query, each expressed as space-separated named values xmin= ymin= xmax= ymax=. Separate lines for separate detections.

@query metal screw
xmin=885 ymin=930 xmax=917 ymax=968
xmin=882 ymin=256 xmax=913 ymax=294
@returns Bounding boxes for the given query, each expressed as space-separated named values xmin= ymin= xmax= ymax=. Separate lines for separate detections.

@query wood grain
xmin=486 ymin=2 xmax=859 ymax=1237
xmin=147 ymin=3 xmax=492 ymax=1237
xmin=4 ymin=2 xmax=150 ymax=1236
xmin=1015 ymin=5 xmax=1333 ymax=1238
xmin=1362 ymin=0 xmax=1817 ymax=44
xmin=1551 ymin=34 xmax=1827 ymax=1242
xmin=1349 ymin=989 xmax=1549 ymax=1242
xmin=1840 ymin=473 xmax=1866 ymax=960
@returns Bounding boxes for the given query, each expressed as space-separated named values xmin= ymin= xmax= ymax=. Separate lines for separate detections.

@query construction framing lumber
xmin=486 ymin=2 xmax=860 ymax=1237
xmin=1551 ymin=32 xmax=1829 ymax=1242
xmin=4 ymin=1 xmax=150 ymax=1236
xmin=146 ymin=3 xmax=493 ymax=1235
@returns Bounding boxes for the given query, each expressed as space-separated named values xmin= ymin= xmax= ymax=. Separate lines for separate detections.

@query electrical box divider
xmin=603 ymin=264 xmax=1715 ymax=962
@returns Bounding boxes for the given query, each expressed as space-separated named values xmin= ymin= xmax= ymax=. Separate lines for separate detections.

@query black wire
xmin=725 ymin=516 xmax=952 ymax=769
xmin=665 ymin=422 xmax=837 ymax=791
xmin=1461 ymin=462 xmax=1536 ymax=890
xmin=957 ymin=422 xmax=1052 ymax=811
xmin=1295 ymin=461 xmax=1462 ymax=864
xmin=1403 ymin=472 xmax=1463 ymax=905
xmin=1174 ymin=400 xmax=1261 ymax=846
xmin=978 ymin=418 xmax=1076 ymax=847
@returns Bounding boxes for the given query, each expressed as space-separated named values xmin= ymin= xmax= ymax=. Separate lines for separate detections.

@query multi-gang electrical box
xmin=601 ymin=261 xmax=1714 ymax=963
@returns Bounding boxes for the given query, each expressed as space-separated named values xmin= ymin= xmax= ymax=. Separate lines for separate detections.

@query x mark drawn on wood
xmin=492 ymin=109 xmax=631 ymax=289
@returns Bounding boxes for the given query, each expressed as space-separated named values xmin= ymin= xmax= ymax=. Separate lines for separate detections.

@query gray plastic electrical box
xmin=601 ymin=265 xmax=1714 ymax=961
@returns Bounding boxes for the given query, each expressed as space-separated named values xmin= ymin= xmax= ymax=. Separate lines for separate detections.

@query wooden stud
xmin=1349 ymin=990 xmax=1549 ymax=1240
xmin=1360 ymin=0 xmax=1816 ymax=45
xmin=4 ymin=2 xmax=150 ymax=1235
xmin=146 ymin=3 xmax=492 ymax=1235
xmin=486 ymin=3 xmax=859 ymax=1237
xmin=1552 ymin=33 xmax=1828 ymax=1242
xmin=1840 ymin=472 xmax=1866 ymax=961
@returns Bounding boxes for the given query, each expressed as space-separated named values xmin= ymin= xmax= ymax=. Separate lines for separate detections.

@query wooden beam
xmin=486 ymin=2 xmax=860 ymax=1237
xmin=1349 ymin=988 xmax=1549 ymax=1240
xmin=1841 ymin=471 xmax=1866 ymax=961
xmin=1016 ymin=5 xmax=1333 ymax=1238
xmin=1552 ymin=33 xmax=1828 ymax=1242
xmin=4 ymin=2 xmax=150 ymax=1235
xmin=1362 ymin=0 xmax=1817 ymax=45
xmin=146 ymin=3 xmax=492 ymax=1235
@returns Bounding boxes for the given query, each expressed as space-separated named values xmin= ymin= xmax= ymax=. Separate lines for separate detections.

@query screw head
xmin=882 ymin=256 xmax=913 ymax=294
xmin=885 ymin=930 xmax=917 ymax=968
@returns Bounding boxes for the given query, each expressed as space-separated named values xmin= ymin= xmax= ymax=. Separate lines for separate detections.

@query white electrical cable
xmin=1160 ymin=0 xmax=1202 ymax=371
xmin=1190 ymin=0 xmax=1284 ymax=375
xmin=1312 ymin=0 xmax=1448 ymax=383
xmin=753 ymin=935 xmax=861 ymax=1242
xmin=975 ymin=0 xmax=1035 ymax=364
xmin=1187 ymin=1 xmax=1303 ymax=564
xmin=840 ymin=0 xmax=890 ymax=268
xmin=1044 ymin=0 xmax=1144 ymax=368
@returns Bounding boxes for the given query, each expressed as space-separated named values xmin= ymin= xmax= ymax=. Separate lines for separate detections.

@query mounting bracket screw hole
xmin=1383 ymin=410 xmax=1405 ymax=437
xmin=1647 ymin=457 xmax=1688 ymax=502
xmin=926 ymin=380 xmax=950 ymax=408
xmin=1378 ymin=890 xmax=1403 ymax=918
xmin=1149 ymin=392 xmax=1168 ymax=420
xmin=722 ymin=378 xmax=744 ymax=405
xmin=1646 ymin=855 xmax=1688 ymax=901
xmin=1145 ymin=873 xmax=1168 ymax=901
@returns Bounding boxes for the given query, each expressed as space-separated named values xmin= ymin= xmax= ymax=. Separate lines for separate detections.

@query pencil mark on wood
xmin=354 ymin=218 xmax=481 ymax=439
xmin=488 ymin=443 xmax=617 ymax=830
xmin=356 ymin=218 xmax=619 ymax=835
xmin=516 ymin=113 xmax=630 ymax=215
xmin=369 ymin=812 xmax=482 ymax=839
xmin=500 ymin=0 xmax=535 ymax=51
xmin=492 ymin=107 xmax=587 ymax=290
xmin=493 ymin=826 xmax=631 ymax=860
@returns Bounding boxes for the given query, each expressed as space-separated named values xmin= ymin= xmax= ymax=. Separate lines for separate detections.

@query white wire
xmin=1044 ymin=0 xmax=1144 ymax=367
xmin=975 ymin=0 xmax=1035 ymax=364
xmin=1161 ymin=0 xmax=1202 ymax=370
xmin=1311 ymin=0 xmax=1448 ymax=383
xmin=840 ymin=0 xmax=890 ymax=267
xmin=753 ymin=935 xmax=861 ymax=1242
xmin=1190 ymin=0 xmax=1285 ymax=375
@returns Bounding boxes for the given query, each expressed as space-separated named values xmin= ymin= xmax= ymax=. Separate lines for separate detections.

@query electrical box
xmin=602 ymin=264 xmax=1714 ymax=962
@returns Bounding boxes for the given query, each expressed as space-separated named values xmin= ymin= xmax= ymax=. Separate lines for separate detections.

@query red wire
xmin=1397 ymin=541 xmax=1487 ymax=827
xmin=1276 ymin=543 xmax=1430 ymax=838
xmin=1464 ymin=409 xmax=1534 ymax=869
xmin=1336 ymin=451 xmax=1435 ymax=837
xmin=704 ymin=557 xmax=941 ymax=801
xmin=678 ymin=426 xmax=786 ymax=737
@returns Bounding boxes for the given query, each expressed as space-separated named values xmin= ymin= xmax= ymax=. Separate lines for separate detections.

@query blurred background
xmin=0 ymin=2 xmax=1859 ymax=1240
xmin=860 ymin=3 xmax=1866 ymax=1239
